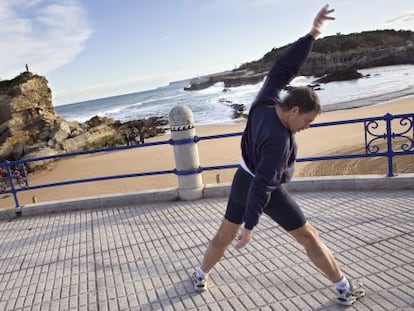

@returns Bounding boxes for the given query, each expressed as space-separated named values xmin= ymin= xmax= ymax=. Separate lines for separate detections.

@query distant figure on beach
xmin=139 ymin=132 xmax=145 ymax=144
xmin=127 ymin=133 xmax=135 ymax=145
xmin=0 ymin=167 xmax=7 ymax=191
xmin=25 ymin=64 xmax=29 ymax=72
xmin=124 ymin=133 xmax=131 ymax=146
xmin=12 ymin=166 xmax=25 ymax=187
xmin=191 ymin=5 xmax=366 ymax=306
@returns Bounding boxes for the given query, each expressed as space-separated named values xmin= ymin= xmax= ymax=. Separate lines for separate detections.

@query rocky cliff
xmin=184 ymin=30 xmax=414 ymax=91
xmin=0 ymin=72 xmax=61 ymax=162
xmin=0 ymin=72 xmax=168 ymax=171
xmin=299 ymin=45 xmax=414 ymax=77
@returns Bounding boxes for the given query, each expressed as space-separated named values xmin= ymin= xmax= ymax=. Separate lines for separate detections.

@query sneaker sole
xmin=194 ymin=285 xmax=207 ymax=292
xmin=337 ymin=288 xmax=366 ymax=306
xmin=191 ymin=273 xmax=208 ymax=292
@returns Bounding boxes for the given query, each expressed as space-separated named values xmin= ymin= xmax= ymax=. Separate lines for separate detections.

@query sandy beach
xmin=1 ymin=95 xmax=413 ymax=209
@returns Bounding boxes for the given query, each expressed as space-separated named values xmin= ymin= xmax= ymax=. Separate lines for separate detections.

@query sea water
xmin=56 ymin=64 xmax=414 ymax=125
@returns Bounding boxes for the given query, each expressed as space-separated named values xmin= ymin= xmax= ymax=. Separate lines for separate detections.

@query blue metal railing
xmin=300 ymin=112 xmax=414 ymax=177
xmin=1 ymin=112 xmax=413 ymax=209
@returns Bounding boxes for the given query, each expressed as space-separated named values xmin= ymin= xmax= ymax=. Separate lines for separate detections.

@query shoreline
xmin=321 ymin=87 xmax=414 ymax=113
xmin=1 ymin=95 xmax=413 ymax=209
xmin=191 ymin=87 xmax=414 ymax=127
xmin=56 ymin=63 xmax=414 ymax=126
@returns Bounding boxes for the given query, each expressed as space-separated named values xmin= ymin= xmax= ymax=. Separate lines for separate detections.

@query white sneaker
xmin=192 ymin=271 xmax=208 ymax=292
xmin=337 ymin=282 xmax=366 ymax=306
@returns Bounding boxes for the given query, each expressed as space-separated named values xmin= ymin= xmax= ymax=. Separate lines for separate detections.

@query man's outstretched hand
xmin=235 ymin=227 xmax=253 ymax=249
xmin=310 ymin=4 xmax=335 ymax=38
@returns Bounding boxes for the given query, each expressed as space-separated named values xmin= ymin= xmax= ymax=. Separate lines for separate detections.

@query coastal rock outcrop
xmin=0 ymin=72 xmax=168 ymax=171
xmin=0 ymin=72 xmax=61 ymax=162
xmin=184 ymin=30 xmax=414 ymax=91
xmin=300 ymin=44 xmax=414 ymax=77
xmin=313 ymin=67 xmax=363 ymax=84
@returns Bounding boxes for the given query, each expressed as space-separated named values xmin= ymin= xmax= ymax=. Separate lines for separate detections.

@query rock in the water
xmin=313 ymin=67 xmax=363 ymax=84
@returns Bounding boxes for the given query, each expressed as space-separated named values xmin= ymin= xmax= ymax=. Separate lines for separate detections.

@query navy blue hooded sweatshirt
xmin=241 ymin=34 xmax=315 ymax=230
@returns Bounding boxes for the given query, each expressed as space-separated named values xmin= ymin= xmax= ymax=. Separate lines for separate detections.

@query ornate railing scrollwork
xmin=365 ymin=115 xmax=414 ymax=154
xmin=392 ymin=116 xmax=414 ymax=152
xmin=365 ymin=119 xmax=386 ymax=154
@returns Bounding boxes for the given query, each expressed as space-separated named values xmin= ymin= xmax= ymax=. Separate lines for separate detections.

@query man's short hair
xmin=280 ymin=86 xmax=321 ymax=114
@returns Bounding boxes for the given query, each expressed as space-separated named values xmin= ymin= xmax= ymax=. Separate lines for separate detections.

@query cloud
xmin=385 ymin=11 xmax=414 ymax=26
xmin=0 ymin=0 xmax=92 ymax=80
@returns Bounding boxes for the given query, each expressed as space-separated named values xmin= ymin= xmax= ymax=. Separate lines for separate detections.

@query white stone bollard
xmin=169 ymin=105 xmax=203 ymax=200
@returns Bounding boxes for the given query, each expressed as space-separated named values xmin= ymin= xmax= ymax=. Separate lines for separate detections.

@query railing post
xmin=384 ymin=113 xmax=395 ymax=177
xmin=169 ymin=105 xmax=203 ymax=200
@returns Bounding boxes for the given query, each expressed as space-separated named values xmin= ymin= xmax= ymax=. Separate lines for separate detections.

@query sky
xmin=1 ymin=1 xmax=413 ymax=106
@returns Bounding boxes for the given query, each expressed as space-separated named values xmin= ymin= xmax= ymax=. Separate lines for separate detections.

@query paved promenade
xmin=0 ymin=189 xmax=413 ymax=310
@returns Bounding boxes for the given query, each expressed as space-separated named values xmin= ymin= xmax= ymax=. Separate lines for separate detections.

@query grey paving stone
xmin=0 ymin=190 xmax=413 ymax=310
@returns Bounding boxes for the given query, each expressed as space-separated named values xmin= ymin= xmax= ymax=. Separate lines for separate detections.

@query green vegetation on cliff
xmin=238 ymin=29 xmax=414 ymax=74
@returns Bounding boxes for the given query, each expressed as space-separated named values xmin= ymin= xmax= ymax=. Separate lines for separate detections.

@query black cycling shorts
xmin=224 ymin=167 xmax=306 ymax=232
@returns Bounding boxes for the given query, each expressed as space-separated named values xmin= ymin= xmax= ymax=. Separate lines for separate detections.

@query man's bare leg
xmin=289 ymin=221 xmax=342 ymax=282
xmin=192 ymin=219 xmax=240 ymax=291
xmin=289 ymin=221 xmax=366 ymax=305
xmin=201 ymin=219 xmax=241 ymax=273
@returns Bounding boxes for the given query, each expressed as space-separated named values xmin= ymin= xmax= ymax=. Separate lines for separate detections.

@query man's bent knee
xmin=211 ymin=219 xmax=240 ymax=248
xmin=289 ymin=221 xmax=321 ymax=247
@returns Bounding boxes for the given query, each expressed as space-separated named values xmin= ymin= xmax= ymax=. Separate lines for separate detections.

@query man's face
xmin=286 ymin=106 xmax=319 ymax=134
